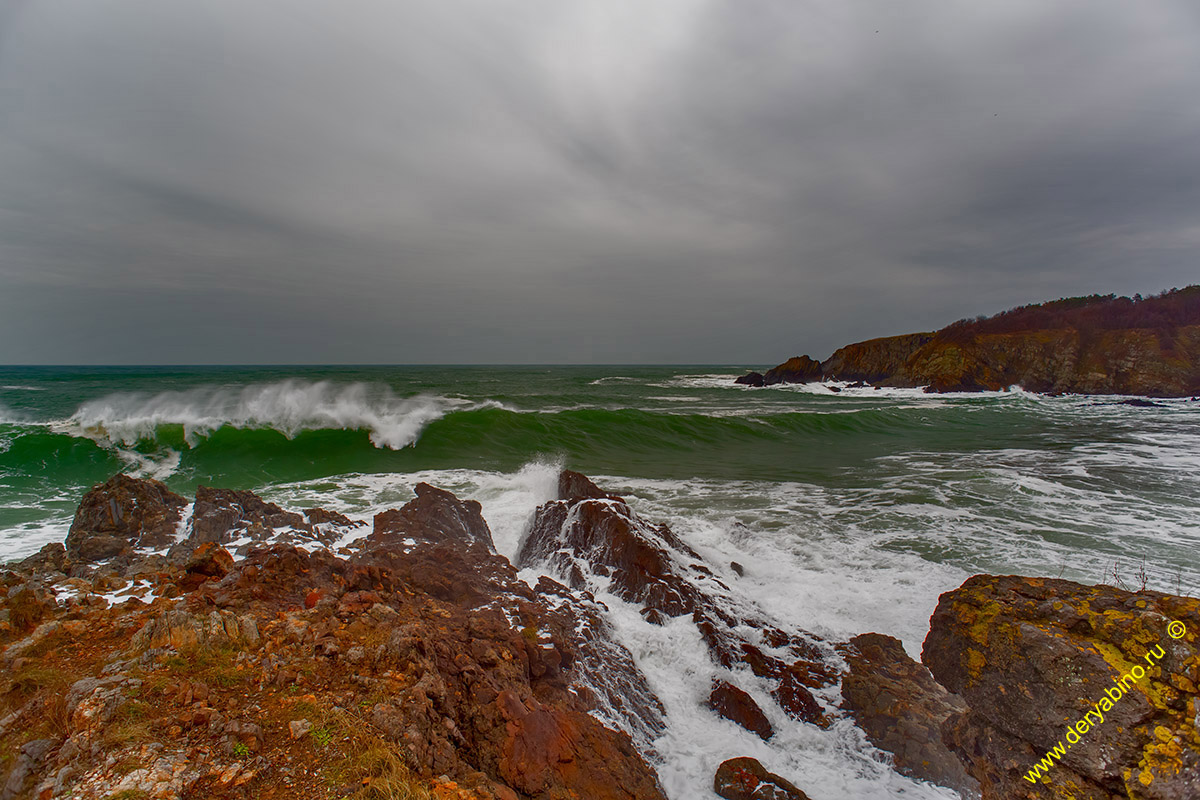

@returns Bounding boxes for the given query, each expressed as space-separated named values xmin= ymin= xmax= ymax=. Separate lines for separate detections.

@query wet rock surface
xmin=372 ymin=482 xmax=495 ymax=549
xmin=708 ymin=681 xmax=773 ymax=740
xmin=190 ymin=486 xmax=354 ymax=552
xmin=840 ymin=633 xmax=979 ymax=797
xmin=713 ymin=756 xmax=811 ymax=800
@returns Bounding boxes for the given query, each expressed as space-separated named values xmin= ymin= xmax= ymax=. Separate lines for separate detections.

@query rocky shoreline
xmin=2 ymin=472 xmax=1197 ymax=799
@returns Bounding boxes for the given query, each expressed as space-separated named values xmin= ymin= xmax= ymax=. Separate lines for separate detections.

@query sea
xmin=2 ymin=365 xmax=1198 ymax=799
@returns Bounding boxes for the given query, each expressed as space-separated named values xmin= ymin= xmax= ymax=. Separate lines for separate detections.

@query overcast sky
xmin=1 ymin=1 xmax=1198 ymax=364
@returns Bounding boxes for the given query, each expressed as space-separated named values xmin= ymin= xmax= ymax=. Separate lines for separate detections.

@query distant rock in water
xmin=742 ymin=286 xmax=1200 ymax=396
xmin=763 ymin=355 xmax=823 ymax=385
xmin=1115 ymin=397 xmax=1167 ymax=408
xmin=821 ymin=332 xmax=936 ymax=385
xmin=734 ymin=371 xmax=765 ymax=387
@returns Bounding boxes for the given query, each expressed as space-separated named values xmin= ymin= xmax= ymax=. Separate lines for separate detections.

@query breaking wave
xmin=59 ymin=380 xmax=462 ymax=450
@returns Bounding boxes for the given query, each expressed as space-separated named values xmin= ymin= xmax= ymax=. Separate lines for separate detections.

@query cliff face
xmin=818 ymin=333 xmax=934 ymax=384
xmin=881 ymin=326 xmax=1200 ymax=395
xmin=742 ymin=288 xmax=1200 ymax=396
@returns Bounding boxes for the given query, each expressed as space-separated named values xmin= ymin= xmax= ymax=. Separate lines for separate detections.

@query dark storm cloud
xmin=1 ymin=0 xmax=1198 ymax=363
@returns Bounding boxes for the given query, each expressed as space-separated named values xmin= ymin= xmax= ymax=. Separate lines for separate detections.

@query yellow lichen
xmin=966 ymin=649 xmax=986 ymax=681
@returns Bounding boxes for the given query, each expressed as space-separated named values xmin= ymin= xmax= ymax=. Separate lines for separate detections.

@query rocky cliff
xmin=739 ymin=287 xmax=1200 ymax=395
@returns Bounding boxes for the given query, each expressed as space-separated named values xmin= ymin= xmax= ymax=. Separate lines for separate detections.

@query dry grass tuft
xmin=322 ymin=707 xmax=433 ymax=800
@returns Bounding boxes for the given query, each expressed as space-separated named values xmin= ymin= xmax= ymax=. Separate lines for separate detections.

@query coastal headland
xmin=737 ymin=287 xmax=1200 ymax=396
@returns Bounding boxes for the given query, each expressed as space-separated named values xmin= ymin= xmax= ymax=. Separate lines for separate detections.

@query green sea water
xmin=2 ymin=364 xmax=1198 ymax=603
xmin=4 ymin=364 xmax=1199 ymax=799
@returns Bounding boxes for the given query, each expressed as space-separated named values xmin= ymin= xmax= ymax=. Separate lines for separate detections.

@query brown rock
xmin=923 ymin=575 xmax=1200 ymax=800
xmin=517 ymin=478 xmax=701 ymax=617
xmin=22 ymin=479 xmax=675 ymax=800
xmin=734 ymin=372 xmax=766 ymax=387
xmin=713 ymin=757 xmax=810 ymax=800
xmin=304 ymin=507 xmax=360 ymax=527
xmin=763 ymin=355 xmax=823 ymax=385
xmin=820 ymin=332 xmax=935 ymax=384
xmin=557 ymin=470 xmax=621 ymax=502
xmin=224 ymin=720 xmax=264 ymax=753
xmin=812 ymin=288 xmax=1200 ymax=396
xmin=496 ymin=693 xmax=666 ymax=800
xmin=372 ymin=483 xmax=494 ymax=550
xmin=708 ymin=681 xmax=773 ymax=740
xmin=191 ymin=485 xmax=308 ymax=544
xmin=4 ymin=585 xmax=53 ymax=633
xmin=65 ymin=474 xmax=187 ymax=560
xmin=772 ymin=669 xmax=828 ymax=727
xmin=840 ymin=633 xmax=978 ymax=797
xmin=14 ymin=543 xmax=67 ymax=576
xmin=180 ymin=542 xmax=234 ymax=591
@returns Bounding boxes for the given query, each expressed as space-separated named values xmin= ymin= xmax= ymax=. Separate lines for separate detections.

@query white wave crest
xmin=62 ymin=380 xmax=462 ymax=450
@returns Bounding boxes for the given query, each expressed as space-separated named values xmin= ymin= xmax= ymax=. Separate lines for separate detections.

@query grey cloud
xmin=1 ymin=0 xmax=1198 ymax=363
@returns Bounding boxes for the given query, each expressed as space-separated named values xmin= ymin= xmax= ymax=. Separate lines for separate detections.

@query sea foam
xmin=61 ymin=380 xmax=462 ymax=450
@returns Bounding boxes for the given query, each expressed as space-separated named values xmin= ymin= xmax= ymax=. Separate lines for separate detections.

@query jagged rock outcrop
xmin=517 ymin=470 xmax=836 ymax=742
xmin=192 ymin=486 xmax=296 ymax=543
xmin=36 ymin=471 xmax=1200 ymax=800
xmin=840 ymin=632 xmax=979 ymax=797
xmin=65 ymin=474 xmax=187 ymax=561
xmin=185 ymin=486 xmax=360 ymax=555
xmin=763 ymin=356 xmax=823 ymax=385
xmin=713 ymin=757 xmax=811 ymax=800
xmin=0 ymin=479 xmax=670 ymax=800
xmin=516 ymin=471 xmax=705 ymax=617
xmin=373 ymin=482 xmax=495 ymax=549
xmin=14 ymin=543 xmax=67 ymax=576
xmin=922 ymin=575 xmax=1200 ymax=800
xmin=906 ymin=328 xmax=1200 ymax=395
